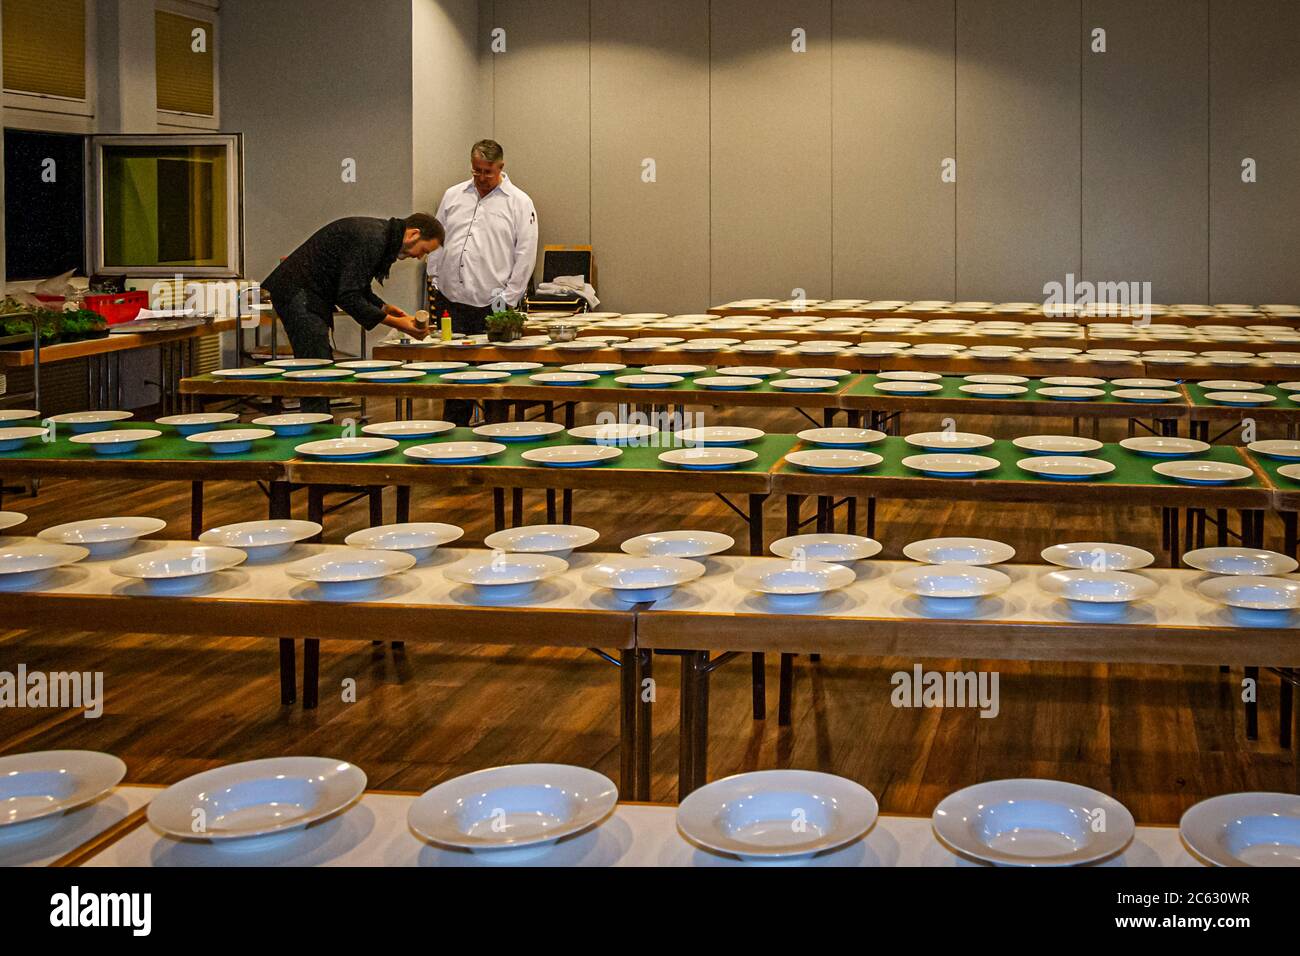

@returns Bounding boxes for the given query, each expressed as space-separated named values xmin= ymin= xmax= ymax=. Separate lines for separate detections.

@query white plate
xmin=198 ymin=519 xmax=322 ymax=560
xmin=0 ymin=750 xmax=127 ymax=828
xmin=1199 ymin=380 xmax=1267 ymax=391
xmin=1248 ymin=439 xmax=1300 ymax=461
xmin=404 ymin=441 xmax=506 ymax=464
xmin=285 ymin=548 xmax=415 ymax=596
xmin=904 ymin=431 xmax=994 ymax=452
xmin=964 ymin=374 xmax=1029 ymax=385
xmin=694 ymin=376 xmax=762 ymax=390
xmin=676 ymin=769 xmax=878 ymax=860
xmin=294 ymin=437 xmax=397 ymax=459
xmin=264 ymin=358 xmax=334 ymax=369
xmin=789 ymin=367 xmax=851 ymax=378
xmin=440 ymin=370 xmax=511 ymax=383
xmin=641 ymin=364 xmax=707 ymax=375
xmin=1027 ymin=348 xmax=1082 ymax=359
xmin=38 ymin=516 xmax=167 ymax=556
xmin=282 ymin=368 xmax=354 ymax=381
xmin=0 ymin=426 xmax=49 ymax=451
xmin=1113 ymin=378 xmax=1176 ymax=388
xmin=1040 ymin=542 xmax=1155 ymax=572
xmin=344 ymin=522 xmax=463 ymax=560
xmin=582 ymin=555 xmax=705 ymax=603
xmin=1204 ymin=391 xmax=1276 ymax=405
xmin=677 ymin=426 xmax=764 ymax=446
xmin=873 ymin=380 xmax=943 ymax=395
xmin=1180 ymin=792 xmax=1300 ymax=867
xmin=932 ymin=779 xmax=1135 ymax=866
xmin=770 ymin=377 xmax=838 ymax=391
xmin=902 ymin=453 xmax=999 ymax=477
xmin=361 ymin=419 xmax=455 ymax=439
xmin=621 ymin=530 xmax=733 ymax=560
xmin=1183 ymin=547 xmax=1298 ymax=576
xmin=785 ymin=449 xmax=882 ymax=473
xmin=903 ymin=537 xmax=1015 ymax=565
xmin=567 ymin=423 xmax=659 ymax=445
xmin=614 ymin=373 xmax=683 ymax=388
xmin=148 ymin=757 xmax=367 ymax=841
xmin=530 ymin=371 xmax=600 ymax=385
xmin=796 ymin=427 xmax=885 ymax=447
xmin=1012 ymin=435 xmax=1103 ymax=455
xmin=0 ymin=511 xmax=27 ymax=533
xmin=1153 ymin=460 xmax=1253 ymax=484
xmin=1111 ymin=388 xmax=1180 ymax=402
xmin=959 ymin=383 xmax=1028 ymax=397
xmin=335 ymin=359 xmax=404 ymax=370
xmin=770 ymin=533 xmax=882 ymax=565
xmin=185 ymin=428 xmax=276 ymax=453
xmin=404 ymin=361 xmax=468 ymax=372
xmin=520 ymin=445 xmax=623 ymax=467
xmin=1016 ymin=455 xmax=1115 ymax=480
xmin=1038 ymin=386 xmax=1105 ymax=401
xmin=877 ymin=371 xmax=942 ymax=381
xmin=0 ymin=542 xmax=90 ymax=588
xmin=442 ymin=552 xmax=569 ymax=601
xmin=211 ymin=367 xmax=281 ymax=378
xmin=408 ymin=764 xmax=617 ymax=853
xmin=890 ymin=564 xmax=1011 ymax=616
xmin=1039 ymin=568 xmax=1157 ymax=618
xmin=67 ymin=429 xmax=162 ymax=454
xmin=733 ymin=558 xmax=856 ymax=608
xmin=472 ymin=421 xmax=565 ymax=442
xmin=717 ymin=366 xmax=782 ymax=378
xmin=658 ymin=447 xmax=758 ymax=470
xmin=110 ymin=545 xmax=247 ymax=592
xmin=250 ymin=412 xmax=333 ymax=435
xmin=479 ymin=361 xmax=543 ymax=372
xmin=44 ymin=410 xmax=133 ymax=434
xmin=484 ymin=524 xmax=600 ymax=558
xmin=560 ymin=362 xmax=625 ymax=374
xmin=155 ymin=412 xmax=240 ymax=434
xmin=1196 ymin=575 xmax=1300 ymax=626
xmin=1119 ymin=437 xmax=1210 ymax=457
xmin=354 ymin=369 xmax=427 ymax=382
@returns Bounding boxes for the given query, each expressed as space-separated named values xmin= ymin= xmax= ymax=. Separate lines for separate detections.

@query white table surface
xmin=1 ymin=785 xmax=152 ymax=867
xmin=80 ymin=787 xmax=1202 ymax=868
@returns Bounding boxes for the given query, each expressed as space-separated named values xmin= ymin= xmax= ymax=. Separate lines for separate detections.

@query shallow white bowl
xmin=1119 ymin=436 xmax=1210 ymax=457
xmin=1153 ymin=460 xmax=1253 ymax=484
xmin=1040 ymin=542 xmax=1155 ymax=572
xmin=198 ymin=519 xmax=321 ymax=560
xmin=344 ymin=522 xmax=463 ymax=560
xmin=0 ymin=511 xmax=27 ymax=533
xmin=1183 ymin=547 xmax=1298 ymax=576
xmin=733 ymin=558 xmax=856 ymax=609
xmin=250 ymin=412 xmax=334 ymax=436
xmin=901 ymin=453 xmax=1000 ymax=477
xmin=44 ymin=410 xmax=133 ymax=433
xmin=1016 ymin=455 xmax=1115 ymax=481
xmin=717 ymin=366 xmax=782 ymax=378
xmin=295 ymin=437 xmax=397 ymax=460
xmin=404 ymin=361 xmax=468 ymax=372
xmin=334 ymin=359 xmax=404 ymax=370
xmin=795 ymin=427 xmax=885 ymax=447
xmin=1196 ymin=575 xmax=1300 ymax=626
xmin=0 ymin=543 xmax=90 ymax=589
xmin=568 ymin=422 xmax=659 ymax=444
xmin=285 ymin=548 xmax=416 ymax=597
xmin=361 ymin=419 xmax=455 ymax=440
xmin=0 ymin=750 xmax=127 ymax=828
xmin=964 ymin=374 xmax=1029 ymax=385
xmin=520 ymin=444 xmax=623 ymax=467
xmin=932 ymin=778 xmax=1135 ymax=866
xmin=38 ymin=516 xmax=167 ymax=556
xmin=404 ymin=441 xmax=507 ymax=464
xmin=678 ymin=426 xmax=765 ymax=446
xmin=68 ymin=429 xmax=161 ymax=454
xmin=784 ymin=449 xmax=882 ymax=473
xmin=264 ymin=358 xmax=334 ymax=369
xmin=484 ymin=524 xmax=599 ymax=558
xmin=1038 ymin=569 xmax=1158 ymax=620
xmin=0 ymin=409 xmax=41 ymax=425
xmin=478 ymin=361 xmax=543 ymax=372
xmin=614 ymin=373 xmax=683 ymax=388
xmin=440 ymin=370 xmax=511 ymax=383
xmin=659 ymin=447 xmax=758 ymax=470
xmin=904 ymin=431 xmax=994 ymax=453
xmin=185 ymin=428 xmax=276 ymax=454
xmin=442 ymin=552 xmax=569 ymax=602
xmin=620 ymin=530 xmax=733 ymax=560
xmin=408 ymin=763 xmax=617 ymax=853
xmin=1012 ymin=435 xmax=1103 ymax=456
xmin=876 ymin=370 xmax=942 ymax=382
xmin=770 ymin=534 xmax=881 ymax=565
xmin=903 ymin=537 xmax=1015 ymax=566
xmin=156 ymin=412 xmax=240 ymax=435
xmin=582 ymin=555 xmax=705 ymax=603
xmin=1180 ymin=792 xmax=1300 ymax=867
xmin=472 ymin=421 xmax=565 ymax=442
xmin=148 ymin=756 xmax=366 ymax=841
xmin=282 ymin=368 xmax=354 ymax=381
xmin=0 ymin=426 xmax=49 ymax=451
xmin=676 ymin=769 xmax=878 ymax=861
xmin=110 ymin=545 xmax=247 ymax=593
xmin=890 ymin=563 xmax=1011 ymax=616
xmin=694 ymin=375 xmax=763 ymax=390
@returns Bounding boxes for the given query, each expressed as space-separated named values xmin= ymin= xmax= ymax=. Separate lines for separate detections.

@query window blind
xmin=1 ymin=0 xmax=86 ymax=100
xmin=155 ymin=10 xmax=214 ymax=115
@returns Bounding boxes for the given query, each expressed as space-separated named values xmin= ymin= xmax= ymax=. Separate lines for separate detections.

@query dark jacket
xmin=263 ymin=217 xmax=405 ymax=330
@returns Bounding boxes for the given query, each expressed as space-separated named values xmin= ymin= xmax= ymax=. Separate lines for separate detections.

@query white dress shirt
xmin=426 ymin=173 xmax=539 ymax=308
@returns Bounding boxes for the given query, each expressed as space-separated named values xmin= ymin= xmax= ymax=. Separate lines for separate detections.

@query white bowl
xmin=530 ymin=371 xmax=600 ymax=385
xmin=294 ymin=438 xmax=398 ymax=459
xmin=582 ymin=555 xmax=706 ymax=603
xmin=770 ymin=534 xmax=881 ymax=565
xmin=614 ymin=373 xmax=682 ymax=388
xmin=0 ymin=409 xmax=41 ymax=425
xmin=567 ymin=422 xmax=659 ymax=445
xmin=156 ymin=412 xmax=240 ymax=435
xmin=472 ymin=421 xmax=565 ymax=442
xmin=211 ymin=366 xmax=281 ymax=379
xmin=676 ymin=769 xmax=878 ymax=861
xmin=44 ymin=410 xmax=133 ymax=433
xmin=1119 ymin=436 xmax=1210 ymax=457
xmin=1016 ymin=455 xmax=1115 ymax=481
xmin=876 ymin=370 xmax=942 ymax=382
xmin=68 ymin=429 xmax=161 ymax=454
xmin=354 ymin=369 xmax=427 ymax=382
xmin=873 ymin=380 xmax=944 ymax=395
xmin=334 ymin=359 xmax=403 ymax=370
xmin=933 ymin=778 xmax=1135 ymax=866
xmin=440 ymin=370 xmax=511 ymax=383
xmin=199 ymin=519 xmax=322 ymax=560
xmin=1180 ymin=792 xmax=1300 ymax=867
xmin=795 ymin=427 xmax=885 ymax=447
xmin=0 ymin=750 xmax=127 ymax=829
xmin=1040 ymin=542 xmax=1155 ymax=572
xmin=0 ymin=511 xmax=27 ymax=534
xmin=0 ymin=426 xmax=49 ymax=452
xmin=784 ymin=449 xmax=882 ymax=473
xmin=361 ymin=419 xmax=455 ymax=439
xmin=344 ymin=522 xmax=463 ymax=561
xmin=404 ymin=441 xmax=507 ymax=464
xmin=559 ymin=362 xmax=626 ymax=374
xmin=964 ymin=374 xmax=1029 ymax=385
xmin=186 ymin=428 xmax=277 ymax=454
xmin=251 ymin=413 xmax=334 ymax=436
xmin=479 ymin=361 xmax=544 ymax=372
xmin=1196 ymin=575 xmax=1300 ymax=626
xmin=694 ymin=375 xmax=763 ymax=390
xmin=960 ymin=383 xmax=1029 ymax=397
xmin=733 ymin=558 xmax=856 ymax=609
xmin=285 ymin=548 xmax=416 ymax=597
xmin=0 ymin=543 xmax=90 ymax=589
xmin=620 ymin=530 xmax=733 ymax=560
xmin=442 ymin=552 xmax=569 ymax=602
xmin=1038 ymin=386 xmax=1105 ymax=401
xmin=38 ymin=516 xmax=167 ymax=556
xmin=405 ymin=361 xmax=468 ymax=372
xmin=717 ymin=366 xmax=782 ymax=378
xmin=642 ymin=364 xmax=707 ymax=375
xmin=658 ymin=447 xmax=758 ymax=470
xmin=1153 ymin=460 xmax=1253 ymax=484
xmin=1113 ymin=377 xmax=1177 ymax=388
xmin=789 ymin=367 xmax=851 ymax=379
xmin=1012 ymin=435 xmax=1103 ymax=456
xmin=678 ymin=426 xmax=765 ymax=446
xmin=1199 ymin=380 xmax=1267 ymax=391
xmin=408 ymin=764 xmax=617 ymax=853
xmin=148 ymin=757 xmax=366 ymax=841
xmin=483 ymin=524 xmax=599 ymax=558
xmin=890 ymin=563 xmax=1011 ymax=616
xmin=282 ymin=368 xmax=354 ymax=381
xmin=1112 ymin=388 xmax=1180 ymax=402
xmin=1183 ymin=547 xmax=1298 ymax=576
xmin=901 ymin=453 xmax=1000 ymax=477
xmin=264 ymin=358 xmax=334 ymax=369
xmin=520 ymin=445 xmax=623 ymax=467
xmin=903 ymin=537 xmax=1014 ymax=566
xmin=904 ymin=431 xmax=995 ymax=453
xmin=110 ymin=545 xmax=247 ymax=593
xmin=1038 ymin=569 xmax=1158 ymax=620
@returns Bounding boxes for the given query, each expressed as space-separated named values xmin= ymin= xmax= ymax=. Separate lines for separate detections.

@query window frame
xmin=86 ymin=132 xmax=245 ymax=278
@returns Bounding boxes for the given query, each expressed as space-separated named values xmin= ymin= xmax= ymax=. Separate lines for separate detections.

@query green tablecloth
xmin=1185 ymin=381 xmax=1300 ymax=409
xmin=845 ymin=373 xmax=1185 ymax=407
xmin=0 ymin=421 xmax=339 ymax=463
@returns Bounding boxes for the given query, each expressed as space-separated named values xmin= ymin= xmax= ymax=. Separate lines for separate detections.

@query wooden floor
xmin=1 ymin=395 xmax=1296 ymax=823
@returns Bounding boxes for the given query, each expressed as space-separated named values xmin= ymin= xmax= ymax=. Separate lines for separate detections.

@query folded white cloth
xmin=537 ymin=274 xmax=599 ymax=308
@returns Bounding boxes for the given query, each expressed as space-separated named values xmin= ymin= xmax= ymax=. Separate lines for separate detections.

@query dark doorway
xmin=3 ymin=128 xmax=86 ymax=281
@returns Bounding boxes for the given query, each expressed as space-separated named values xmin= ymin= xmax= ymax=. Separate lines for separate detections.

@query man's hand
xmin=383 ymin=303 xmax=412 ymax=318
xmin=382 ymin=313 xmax=428 ymax=339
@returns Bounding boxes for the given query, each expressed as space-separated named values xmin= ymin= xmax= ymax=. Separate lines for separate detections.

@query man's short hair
xmin=471 ymin=139 xmax=504 ymax=164
xmin=405 ymin=213 xmax=444 ymax=244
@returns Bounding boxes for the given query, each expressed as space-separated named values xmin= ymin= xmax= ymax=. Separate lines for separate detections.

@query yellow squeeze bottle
xmin=440 ymin=310 xmax=453 ymax=341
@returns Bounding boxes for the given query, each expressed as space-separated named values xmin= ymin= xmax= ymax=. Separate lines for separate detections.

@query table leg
xmin=1283 ymin=512 xmax=1298 ymax=559
xmin=303 ymin=639 xmax=320 ymax=710
xmin=620 ymin=648 xmax=637 ymax=799
xmin=563 ymin=489 xmax=573 ymax=524
xmin=637 ymin=650 xmax=653 ymax=801
xmin=396 ymin=486 xmax=411 ymax=523
xmin=493 ymin=488 xmax=506 ymax=532
xmin=268 ymin=481 xmax=292 ymax=520
xmin=778 ymin=653 xmax=794 ymax=726
xmin=751 ymin=651 xmax=766 ymax=720
xmin=748 ymin=494 xmax=766 ymax=556
xmin=546 ymin=489 xmax=557 ymax=523
xmin=307 ymin=488 xmax=325 ymax=538
xmin=867 ymin=497 xmax=876 ymax=538
xmin=678 ymin=653 xmax=696 ymax=802
xmin=1217 ymin=509 xmax=1229 ymax=547
xmin=279 ymin=639 xmax=296 ymax=705
xmin=512 ymin=488 xmax=524 ymax=527
xmin=190 ymin=481 xmax=204 ymax=539
xmin=368 ymin=486 xmax=384 ymax=526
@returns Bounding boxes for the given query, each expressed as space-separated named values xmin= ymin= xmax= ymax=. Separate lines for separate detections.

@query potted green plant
xmin=485 ymin=308 xmax=527 ymax=343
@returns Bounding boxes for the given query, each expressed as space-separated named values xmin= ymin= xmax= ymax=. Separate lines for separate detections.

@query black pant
xmin=269 ymin=287 xmax=334 ymax=416
xmin=433 ymin=291 xmax=501 ymax=426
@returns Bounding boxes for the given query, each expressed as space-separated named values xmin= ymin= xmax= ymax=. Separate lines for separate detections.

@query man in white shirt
xmin=427 ymin=139 xmax=539 ymax=424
